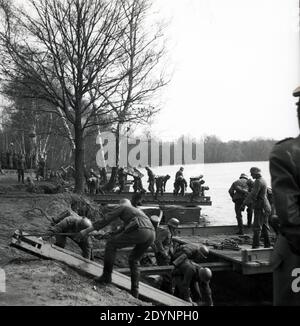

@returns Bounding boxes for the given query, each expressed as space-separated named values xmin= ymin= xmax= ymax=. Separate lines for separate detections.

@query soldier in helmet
xmin=243 ymin=167 xmax=271 ymax=249
xmin=155 ymin=174 xmax=171 ymax=199
xmin=145 ymin=166 xmax=155 ymax=196
xmin=48 ymin=211 xmax=94 ymax=259
xmin=117 ymin=167 xmax=126 ymax=194
xmin=172 ymin=243 xmax=213 ymax=305
xmin=150 ymin=217 xmax=180 ymax=293
xmin=270 ymin=86 xmax=300 ymax=306
xmin=228 ymin=173 xmax=251 ymax=235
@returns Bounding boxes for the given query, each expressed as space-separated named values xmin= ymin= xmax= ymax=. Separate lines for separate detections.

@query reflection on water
xmin=140 ymin=161 xmax=270 ymax=226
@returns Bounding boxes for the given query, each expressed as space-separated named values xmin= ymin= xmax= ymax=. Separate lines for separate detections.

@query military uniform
xmin=270 ymin=136 xmax=300 ymax=305
xmin=172 ymin=244 xmax=213 ymax=305
xmin=117 ymin=168 xmax=126 ymax=194
xmin=146 ymin=168 xmax=155 ymax=196
xmin=244 ymin=175 xmax=271 ymax=248
xmin=228 ymin=178 xmax=249 ymax=234
xmin=174 ymin=176 xmax=188 ymax=196
xmin=51 ymin=212 xmax=93 ymax=259
xmin=93 ymin=205 xmax=155 ymax=296
xmin=17 ymin=155 xmax=26 ymax=183
xmin=155 ymin=175 xmax=170 ymax=198
xmin=151 ymin=225 xmax=174 ymax=293
xmin=246 ymin=179 xmax=254 ymax=227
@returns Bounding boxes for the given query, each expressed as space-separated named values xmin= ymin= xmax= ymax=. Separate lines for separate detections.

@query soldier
xmin=155 ymin=175 xmax=171 ymax=199
xmin=16 ymin=154 xmax=26 ymax=183
xmin=48 ymin=211 xmax=93 ymax=259
xmin=151 ymin=217 xmax=180 ymax=293
xmin=228 ymin=173 xmax=250 ymax=235
xmin=132 ymin=175 xmax=146 ymax=194
xmin=87 ymin=168 xmax=99 ymax=195
xmin=37 ymin=155 xmax=46 ymax=180
xmin=145 ymin=166 xmax=155 ymax=196
xmin=79 ymin=199 xmax=155 ymax=299
xmin=172 ymin=244 xmax=213 ymax=305
xmin=270 ymin=86 xmax=300 ymax=306
xmin=246 ymin=178 xmax=254 ymax=227
xmin=117 ymin=167 xmax=126 ymax=194
xmin=190 ymin=175 xmax=207 ymax=201
xmin=175 ymin=167 xmax=184 ymax=180
xmin=243 ymin=167 xmax=271 ymax=249
xmin=174 ymin=175 xmax=188 ymax=196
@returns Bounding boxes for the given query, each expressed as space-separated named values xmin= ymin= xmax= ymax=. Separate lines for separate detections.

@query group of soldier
xmin=46 ymin=197 xmax=213 ymax=305
xmin=0 ymin=145 xmax=47 ymax=184
xmin=228 ymin=167 xmax=276 ymax=249
xmin=228 ymin=86 xmax=300 ymax=306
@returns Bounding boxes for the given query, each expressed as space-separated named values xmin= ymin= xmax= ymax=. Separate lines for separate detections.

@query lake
xmin=140 ymin=161 xmax=270 ymax=226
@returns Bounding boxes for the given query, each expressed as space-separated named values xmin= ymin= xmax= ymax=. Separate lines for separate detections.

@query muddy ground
xmin=0 ymin=174 xmax=150 ymax=306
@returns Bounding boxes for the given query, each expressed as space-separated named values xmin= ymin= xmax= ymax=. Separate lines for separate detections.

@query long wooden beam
xmin=91 ymin=193 xmax=212 ymax=206
xmin=116 ymin=262 xmax=232 ymax=276
xmin=10 ymin=231 xmax=190 ymax=306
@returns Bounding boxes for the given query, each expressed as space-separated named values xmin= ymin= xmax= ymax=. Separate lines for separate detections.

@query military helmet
xmin=198 ymin=245 xmax=210 ymax=259
xmin=80 ymin=217 xmax=92 ymax=229
xmin=250 ymin=167 xmax=261 ymax=175
xmin=240 ymin=173 xmax=248 ymax=180
xmin=167 ymin=218 xmax=180 ymax=228
xmin=197 ymin=267 xmax=212 ymax=282
xmin=150 ymin=215 xmax=160 ymax=227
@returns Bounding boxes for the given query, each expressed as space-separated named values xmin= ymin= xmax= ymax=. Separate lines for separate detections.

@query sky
xmin=148 ymin=0 xmax=300 ymax=141
xmin=1 ymin=0 xmax=299 ymax=142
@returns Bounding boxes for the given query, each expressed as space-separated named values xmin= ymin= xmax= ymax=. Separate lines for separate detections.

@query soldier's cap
xmin=240 ymin=173 xmax=248 ymax=180
xmin=293 ymin=86 xmax=300 ymax=97
xmin=250 ymin=167 xmax=261 ymax=175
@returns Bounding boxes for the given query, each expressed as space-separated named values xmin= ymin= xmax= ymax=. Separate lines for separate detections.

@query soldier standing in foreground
xmin=270 ymin=87 xmax=300 ymax=306
xmin=243 ymin=167 xmax=271 ymax=249
xmin=79 ymin=199 xmax=155 ymax=299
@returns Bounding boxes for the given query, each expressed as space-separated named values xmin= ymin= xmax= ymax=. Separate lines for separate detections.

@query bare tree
xmin=0 ymin=0 xmax=168 ymax=192
xmin=0 ymin=0 xmax=127 ymax=192
xmin=103 ymin=0 xmax=169 ymax=190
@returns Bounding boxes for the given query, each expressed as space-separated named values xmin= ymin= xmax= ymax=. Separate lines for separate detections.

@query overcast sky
xmin=149 ymin=0 xmax=299 ymax=141
xmin=2 ymin=0 xmax=300 ymax=142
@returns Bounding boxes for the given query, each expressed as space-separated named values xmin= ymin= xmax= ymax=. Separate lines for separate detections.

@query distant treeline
xmin=204 ymin=135 xmax=277 ymax=163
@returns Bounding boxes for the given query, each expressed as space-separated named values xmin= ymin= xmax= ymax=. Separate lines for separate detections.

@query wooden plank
xmin=91 ymin=192 xmax=212 ymax=206
xmin=176 ymin=225 xmax=247 ymax=237
xmin=241 ymin=248 xmax=273 ymax=263
xmin=116 ymin=262 xmax=232 ymax=275
xmin=10 ymin=232 xmax=190 ymax=306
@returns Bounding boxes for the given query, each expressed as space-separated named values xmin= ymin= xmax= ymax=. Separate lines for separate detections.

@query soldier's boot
xmin=95 ymin=246 xmax=115 ymax=284
xmin=252 ymin=230 xmax=261 ymax=249
xmin=129 ymin=260 xmax=140 ymax=299
xmin=262 ymin=226 xmax=271 ymax=248
xmin=236 ymin=216 xmax=244 ymax=235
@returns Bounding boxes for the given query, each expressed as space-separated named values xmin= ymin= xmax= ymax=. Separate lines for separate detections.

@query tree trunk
xmin=74 ymin=119 xmax=85 ymax=193
xmin=103 ymin=125 xmax=120 ymax=192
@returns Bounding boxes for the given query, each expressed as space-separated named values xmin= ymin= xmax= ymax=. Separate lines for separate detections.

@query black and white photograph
xmin=0 ymin=0 xmax=299 ymax=312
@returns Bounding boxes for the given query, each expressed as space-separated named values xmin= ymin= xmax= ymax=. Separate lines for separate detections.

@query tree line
xmin=203 ymin=135 xmax=277 ymax=163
